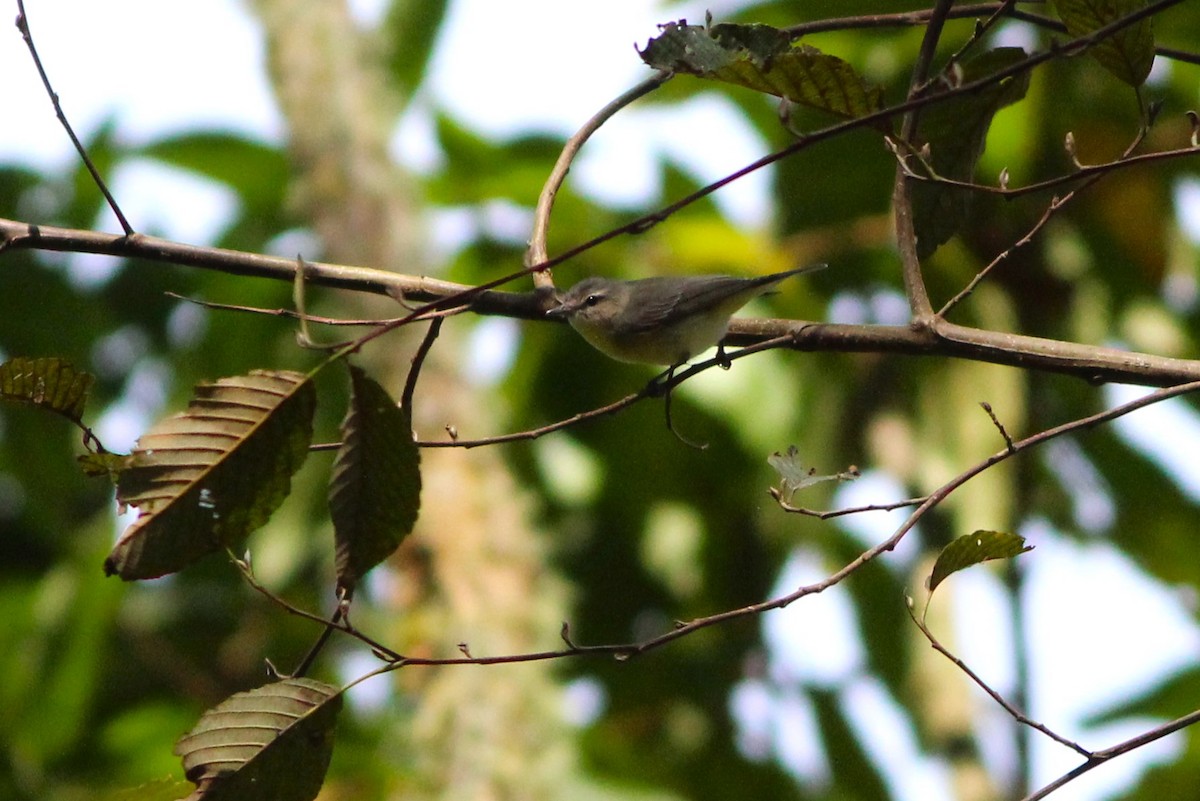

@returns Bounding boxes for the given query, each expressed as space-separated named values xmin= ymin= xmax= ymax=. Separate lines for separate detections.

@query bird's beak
xmin=545 ymin=297 xmax=573 ymax=319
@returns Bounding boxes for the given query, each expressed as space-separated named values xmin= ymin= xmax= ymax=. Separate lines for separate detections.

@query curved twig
xmin=14 ymin=1 xmax=133 ymax=235
xmin=525 ymin=70 xmax=672 ymax=292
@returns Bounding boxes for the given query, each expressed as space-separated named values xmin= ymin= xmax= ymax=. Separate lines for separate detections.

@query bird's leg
xmin=715 ymin=342 xmax=732 ymax=369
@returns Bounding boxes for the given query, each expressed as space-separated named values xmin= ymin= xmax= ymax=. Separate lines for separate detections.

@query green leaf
xmin=910 ymin=47 xmax=1031 ymax=257
xmin=0 ymin=356 xmax=94 ymax=424
xmin=1054 ymin=0 xmax=1155 ymax=87
xmin=329 ymin=365 xmax=421 ymax=594
xmin=427 ymin=113 xmax=564 ymax=206
xmin=384 ymin=0 xmax=450 ymax=100
xmin=174 ymin=678 xmax=342 ymax=801
xmin=1085 ymin=665 xmax=1200 ymax=724
xmin=78 ymin=451 xmax=132 ymax=480
xmin=104 ymin=370 xmax=316 ymax=581
xmin=928 ymin=530 xmax=1033 ymax=595
xmin=639 ymin=21 xmax=884 ymax=120
xmin=137 ymin=132 xmax=290 ymax=215
xmin=811 ymin=688 xmax=890 ymax=799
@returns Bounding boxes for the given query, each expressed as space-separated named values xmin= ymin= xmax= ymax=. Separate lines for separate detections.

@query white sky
xmin=4 ymin=3 xmax=1200 ymax=800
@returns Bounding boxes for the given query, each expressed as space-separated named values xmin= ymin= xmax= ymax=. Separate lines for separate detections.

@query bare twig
xmin=413 ymin=334 xmax=796 ymax=448
xmin=939 ymin=192 xmax=1074 ymax=316
xmin=1023 ymin=707 xmax=1200 ymax=801
xmin=897 ymin=139 xmax=1199 ymax=200
xmin=904 ymin=0 xmax=957 ymax=110
xmin=235 ymin=378 xmax=1200 ymax=791
xmin=293 ymin=605 xmax=344 ymax=678
xmin=980 ymin=401 xmax=1015 ymax=451
xmin=165 ymin=291 xmax=420 ymax=326
xmin=386 ymin=379 xmax=1200 ymax=671
xmin=908 ymin=602 xmax=1092 ymax=756
xmin=14 ymin=1 xmax=132 ymax=235
xmin=233 ymin=552 xmax=404 ymax=662
xmin=401 ymin=317 xmax=442 ymax=410
xmin=526 ymin=70 xmax=672 ymax=292
xmin=938 ymin=124 xmax=1157 ymax=316
xmin=771 ymin=491 xmax=927 ymax=519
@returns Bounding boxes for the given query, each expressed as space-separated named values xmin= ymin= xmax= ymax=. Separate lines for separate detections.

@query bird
xmin=546 ymin=264 xmax=826 ymax=368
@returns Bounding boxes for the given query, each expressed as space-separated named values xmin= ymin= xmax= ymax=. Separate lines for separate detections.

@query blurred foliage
xmin=2 ymin=2 xmax=1200 ymax=801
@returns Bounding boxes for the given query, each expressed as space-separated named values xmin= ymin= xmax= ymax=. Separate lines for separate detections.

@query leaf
xmin=927 ymin=530 xmax=1033 ymax=595
xmin=384 ymin=0 xmax=451 ymax=100
xmin=137 ymin=132 xmax=290 ymax=216
xmin=104 ymin=370 xmax=316 ymax=581
xmin=174 ymin=678 xmax=342 ymax=801
xmin=78 ymin=451 xmax=132 ymax=480
xmin=1054 ymin=0 xmax=1155 ymax=87
xmin=810 ymin=688 xmax=890 ymax=798
xmin=0 ymin=356 xmax=94 ymax=424
xmin=768 ymin=445 xmax=858 ymax=502
xmin=639 ymin=21 xmax=884 ymax=120
xmin=1084 ymin=664 xmax=1200 ymax=724
xmin=910 ymin=47 xmax=1031 ymax=257
xmin=329 ymin=365 xmax=421 ymax=594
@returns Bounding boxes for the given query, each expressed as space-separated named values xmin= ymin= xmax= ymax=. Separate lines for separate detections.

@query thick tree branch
xmin=4 ymin=216 xmax=1200 ymax=387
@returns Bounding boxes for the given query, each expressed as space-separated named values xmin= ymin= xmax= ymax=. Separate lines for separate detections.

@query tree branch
xmin=5 ymin=217 xmax=1200 ymax=387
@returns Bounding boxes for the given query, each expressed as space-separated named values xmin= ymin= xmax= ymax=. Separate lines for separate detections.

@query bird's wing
xmin=617 ymin=276 xmax=750 ymax=335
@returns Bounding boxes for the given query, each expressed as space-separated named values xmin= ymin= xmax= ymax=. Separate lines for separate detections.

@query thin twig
xmin=233 ymin=552 xmax=404 ymax=662
xmin=771 ymin=491 xmax=927 ymax=519
xmin=165 ymin=291 xmax=414 ymax=326
xmin=896 ymin=140 xmax=1198 ymax=200
xmin=893 ymin=0 xmax=955 ymax=321
xmin=386 ymin=379 xmax=1200 ymax=670
xmin=401 ymin=317 xmax=442 ymax=410
xmin=165 ymin=290 xmax=469 ymax=325
xmin=419 ymin=388 xmax=643 ymax=448
xmin=941 ymin=0 xmax=1018 ymax=75
xmin=908 ymin=603 xmax=1092 ymax=757
xmin=940 ymin=192 xmax=1074 ymax=316
xmin=242 ymin=377 xmax=1200 ymax=783
xmin=1023 ymin=707 xmax=1200 ymax=801
xmin=526 ymin=70 xmax=672 ymax=292
xmin=938 ymin=123 xmax=1155 ymax=316
xmin=413 ymin=334 xmax=796 ymax=448
xmin=783 ymin=3 xmax=1056 ymax=38
xmin=293 ymin=605 xmax=344 ymax=678
xmin=14 ymin=1 xmax=132 ymax=235
xmin=980 ymin=401 xmax=1015 ymax=451
xmin=905 ymin=0 xmax=958 ymax=108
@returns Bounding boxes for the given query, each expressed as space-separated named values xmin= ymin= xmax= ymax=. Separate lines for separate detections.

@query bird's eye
xmin=584 ymin=294 xmax=602 ymax=307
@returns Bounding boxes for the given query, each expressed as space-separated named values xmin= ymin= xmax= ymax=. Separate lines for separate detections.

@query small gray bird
xmin=546 ymin=265 xmax=825 ymax=367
